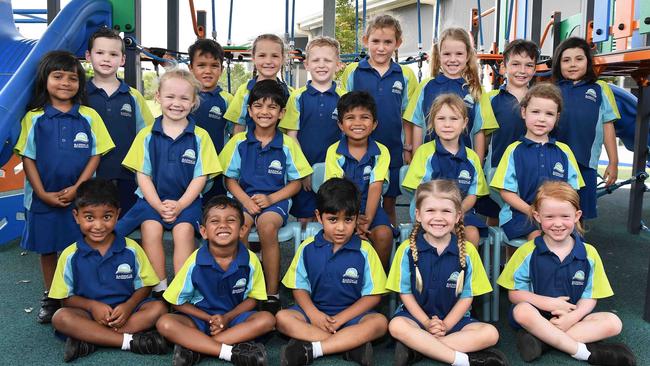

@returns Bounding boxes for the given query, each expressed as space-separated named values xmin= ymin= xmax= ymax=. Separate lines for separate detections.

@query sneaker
xmin=468 ymin=348 xmax=509 ymax=366
xmin=259 ymin=297 xmax=281 ymax=315
xmin=587 ymin=342 xmax=636 ymax=366
xmin=231 ymin=342 xmax=267 ymax=366
xmin=152 ymin=290 xmax=165 ymax=299
xmin=280 ymin=339 xmax=313 ymax=366
xmin=516 ymin=329 xmax=546 ymax=362
xmin=343 ymin=342 xmax=373 ymax=365
xmin=130 ymin=330 xmax=169 ymax=355
xmin=394 ymin=341 xmax=422 ymax=366
xmin=63 ymin=337 xmax=96 ymax=362
xmin=172 ymin=344 xmax=202 ymax=366
xmin=37 ymin=291 xmax=61 ymax=324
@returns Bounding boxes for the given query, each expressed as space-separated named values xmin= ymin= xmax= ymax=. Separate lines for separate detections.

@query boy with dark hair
xmin=85 ymin=27 xmax=154 ymax=216
xmin=219 ymin=79 xmax=313 ymax=313
xmin=188 ymin=38 xmax=234 ymax=202
xmin=156 ymin=195 xmax=275 ymax=366
xmin=277 ymin=177 xmax=388 ymax=366
xmin=50 ymin=179 xmax=168 ymax=362
xmin=324 ymin=91 xmax=394 ymax=270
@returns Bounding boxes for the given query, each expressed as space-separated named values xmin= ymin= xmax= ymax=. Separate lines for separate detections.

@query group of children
xmin=13 ymin=11 xmax=636 ymax=366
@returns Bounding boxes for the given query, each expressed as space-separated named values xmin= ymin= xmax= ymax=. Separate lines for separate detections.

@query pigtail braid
xmin=455 ymin=219 xmax=467 ymax=297
xmin=409 ymin=222 xmax=424 ymax=293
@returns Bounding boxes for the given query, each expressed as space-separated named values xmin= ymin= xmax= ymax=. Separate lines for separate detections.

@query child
xmin=14 ymin=50 xmax=115 ymax=323
xmin=188 ymin=38 xmax=234 ymax=202
xmin=341 ymin=14 xmax=418 ymax=226
xmin=404 ymin=27 xmax=497 ymax=161
xmin=85 ymin=27 xmax=154 ymax=215
xmin=279 ymin=36 xmax=345 ymax=223
xmin=403 ymin=94 xmax=489 ymax=247
xmin=49 ymin=179 xmax=168 ymax=362
xmin=552 ymin=37 xmax=620 ymax=219
xmin=219 ymin=79 xmax=312 ymax=313
xmin=497 ymin=181 xmax=636 ymax=365
xmin=491 ymin=83 xmax=584 ymax=241
xmin=156 ymin=196 xmax=275 ymax=366
xmin=324 ymin=91 xmax=395 ymax=269
xmin=118 ymin=68 xmax=222 ymax=295
xmin=277 ymin=178 xmax=388 ymax=366
xmin=387 ymin=180 xmax=507 ymax=366
xmin=224 ymin=34 xmax=292 ymax=133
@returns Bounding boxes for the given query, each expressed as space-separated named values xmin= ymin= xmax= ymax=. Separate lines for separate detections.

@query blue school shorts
xmin=288 ymin=304 xmax=375 ymax=329
xmin=201 ymin=176 xmax=227 ymax=207
xmin=393 ymin=308 xmax=477 ymax=334
xmin=501 ymin=214 xmax=538 ymax=241
xmin=289 ymin=188 xmax=317 ymax=219
xmin=474 ymin=195 xmax=501 ymax=219
xmin=383 ymin=167 xmax=401 ymax=198
xmin=578 ymin=165 xmax=598 ymax=219
xmin=464 ymin=211 xmax=488 ymax=238
xmin=116 ymin=198 xmax=202 ymax=236
xmin=244 ymin=198 xmax=290 ymax=226
xmin=21 ymin=207 xmax=81 ymax=255
xmin=186 ymin=310 xmax=256 ymax=335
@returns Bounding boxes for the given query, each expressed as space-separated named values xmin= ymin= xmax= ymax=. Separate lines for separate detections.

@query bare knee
xmin=51 ymin=308 xmax=76 ymax=329
xmin=512 ymin=302 xmax=537 ymax=326
xmin=251 ymin=311 xmax=276 ymax=333
xmin=275 ymin=310 xmax=298 ymax=333
xmin=364 ymin=314 xmax=388 ymax=336
xmin=388 ymin=317 xmax=410 ymax=340
xmin=602 ymin=313 xmax=623 ymax=336
xmin=482 ymin=323 xmax=500 ymax=346
xmin=156 ymin=314 xmax=177 ymax=335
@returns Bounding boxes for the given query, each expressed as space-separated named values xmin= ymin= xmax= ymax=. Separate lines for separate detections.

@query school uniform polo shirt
xmin=490 ymin=137 xmax=584 ymax=226
xmin=403 ymin=138 xmax=488 ymax=197
xmin=324 ymin=136 xmax=390 ymax=204
xmin=49 ymin=236 xmax=159 ymax=306
xmin=555 ymin=79 xmax=620 ymax=169
xmin=485 ymin=86 xmax=526 ymax=172
xmin=403 ymin=75 xmax=498 ymax=146
xmin=219 ymin=129 xmax=312 ymax=196
xmin=278 ymin=81 xmax=345 ymax=164
xmin=164 ymin=243 xmax=267 ymax=314
xmin=497 ymin=234 xmax=613 ymax=303
xmin=282 ymin=232 xmax=387 ymax=315
xmin=122 ymin=116 xmax=222 ymax=200
xmin=341 ymin=58 xmax=417 ymax=167
xmin=191 ymin=86 xmax=233 ymax=153
xmin=87 ymin=79 xmax=154 ymax=180
xmin=14 ymin=104 xmax=114 ymax=212
xmin=224 ymin=78 xmax=292 ymax=128
xmin=387 ymin=233 xmax=491 ymax=317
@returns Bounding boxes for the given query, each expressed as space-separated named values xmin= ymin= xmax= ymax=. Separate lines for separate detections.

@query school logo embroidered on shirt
xmin=331 ymin=108 xmax=338 ymax=121
xmin=209 ymin=106 xmax=223 ymax=119
xmin=115 ymin=263 xmax=133 ymax=280
xmin=268 ymin=160 xmax=283 ymax=175
xmin=342 ymin=267 xmax=359 ymax=284
xmin=120 ymin=103 xmax=133 ymax=117
xmin=553 ymin=162 xmax=565 ymax=177
xmin=181 ymin=149 xmax=197 ymax=165
xmin=392 ymin=81 xmax=403 ymax=94
xmin=232 ymin=278 xmax=247 ymax=294
xmin=363 ymin=165 xmax=372 ymax=181
xmin=446 ymin=271 xmax=460 ymax=289
xmin=463 ymin=94 xmax=475 ymax=108
xmin=585 ymin=88 xmax=598 ymax=102
xmin=73 ymin=132 xmax=89 ymax=149
xmin=458 ymin=170 xmax=472 ymax=185
xmin=572 ymin=270 xmax=585 ymax=286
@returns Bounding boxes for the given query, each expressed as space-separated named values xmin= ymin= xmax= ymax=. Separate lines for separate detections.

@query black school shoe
xmin=280 ymin=339 xmax=314 ymax=366
xmin=63 ymin=337 xmax=96 ymax=362
xmin=130 ymin=330 xmax=169 ymax=355
xmin=231 ymin=342 xmax=268 ymax=366
xmin=37 ymin=291 xmax=61 ymax=324
xmin=587 ymin=342 xmax=636 ymax=366
xmin=259 ymin=297 xmax=281 ymax=315
xmin=468 ymin=348 xmax=510 ymax=366
xmin=393 ymin=341 xmax=423 ymax=366
xmin=343 ymin=342 xmax=373 ymax=365
xmin=172 ymin=344 xmax=203 ymax=366
xmin=516 ymin=329 xmax=550 ymax=362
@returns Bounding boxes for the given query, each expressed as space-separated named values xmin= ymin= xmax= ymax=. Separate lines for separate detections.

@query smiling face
xmin=522 ymin=96 xmax=559 ymax=141
xmin=432 ymin=103 xmax=467 ymax=144
xmin=364 ymin=27 xmax=401 ymax=68
xmin=316 ymin=210 xmax=357 ymax=247
xmin=504 ymin=52 xmax=536 ymax=88
xmin=248 ymin=97 xmax=285 ymax=130
xmin=73 ymin=204 xmax=119 ymax=248
xmin=415 ymin=194 xmax=461 ymax=244
xmin=304 ymin=45 xmax=338 ymax=85
xmin=533 ymin=197 xmax=581 ymax=244
xmin=439 ymin=38 xmax=469 ymax=79
xmin=156 ymin=77 xmax=196 ymax=123
xmin=338 ymin=106 xmax=377 ymax=143
xmin=85 ymin=37 xmax=125 ymax=79
xmin=200 ymin=205 xmax=245 ymax=247
xmin=47 ymin=69 xmax=80 ymax=106
xmin=189 ymin=52 xmax=223 ymax=91
xmin=252 ymin=39 xmax=284 ymax=80
xmin=560 ymin=47 xmax=588 ymax=81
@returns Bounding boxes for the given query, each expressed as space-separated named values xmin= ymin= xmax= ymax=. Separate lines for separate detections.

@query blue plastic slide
xmin=609 ymin=83 xmax=650 ymax=156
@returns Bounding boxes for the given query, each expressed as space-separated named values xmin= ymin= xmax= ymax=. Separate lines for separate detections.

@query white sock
xmin=572 ymin=342 xmax=591 ymax=361
xmin=312 ymin=341 xmax=323 ymax=358
xmin=219 ymin=344 xmax=233 ymax=361
xmin=153 ymin=278 xmax=168 ymax=292
xmin=268 ymin=293 xmax=279 ymax=300
xmin=452 ymin=351 xmax=470 ymax=366
xmin=121 ymin=333 xmax=133 ymax=351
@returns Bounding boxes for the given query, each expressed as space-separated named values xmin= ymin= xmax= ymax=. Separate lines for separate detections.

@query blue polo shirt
xmin=498 ymin=234 xmax=614 ymax=304
xmin=282 ymin=231 xmax=387 ymax=315
xmin=219 ymin=128 xmax=312 ymax=196
xmin=278 ymin=81 xmax=345 ymax=164
xmin=164 ymin=243 xmax=267 ymax=314
xmin=14 ymin=104 xmax=115 ymax=212
xmin=191 ymin=86 xmax=233 ymax=153
xmin=490 ymin=137 xmax=584 ymax=227
xmin=387 ymin=233 xmax=492 ymax=318
xmin=555 ymin=80 xmax=620 ymax=169
xmin=87 ymin=79 xmax=154 ymax=180
xmin=341 ymin=58 xmax=417 ymax=167
xmin=122 ymin=116 xmax=222 ymax=200
xmin=224 ymin=78 xmax=292 ymax=128
xmin=49 ymin=236 xmax=159 ymax=306
xmin=403 ymin=74 xmax=498 ymax=146
xmin=485 ymin=86 xmax=526 ymax=173
xmin=324 ymin=136 xmax=390 ymax=205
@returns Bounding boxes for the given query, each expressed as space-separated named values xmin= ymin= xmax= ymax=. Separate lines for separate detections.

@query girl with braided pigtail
xmin=387 ymin=180 xmax=507 ymax=366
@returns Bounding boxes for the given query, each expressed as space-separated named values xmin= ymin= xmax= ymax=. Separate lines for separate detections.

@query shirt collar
xmin=196 ymin=242 xmax=250 ymax=275
xmin=200 ymin=85 xmax=223 ymax=97
xmin=434 ymin=138 xmax=467 ymax=159
xmin=558 ymin=78 xmax=588 ymax=88
xmin=335 ymin=135 xmax=381 ymax=163
xmin=432 ymin=73 xmax=465 ymax=86
xmin=245 ymin=126 xmax=284 ymax=148
xmin=313 ymin=230 xmax=362 ymax=251
xmin=305 ymin=80 xmax=338 ymax=95
xmin=358 ymin=57 xmax=402 ymax=74
xmin=44 ymin=103 xmax=81 ymax=118
xmin=415 ymin=231 xmax=459 ymax=256
xmin=534 ymin=233 xmax=587 ymax=260
xmin=519 ymin=135 xmax=557 ymax=146
xmin=151 ymin=115 xmax=197 ymax=136
xmin=87 ymin=78 xmax=131 ymax=95
xmin=76 ymin=234 xmax=126 ymax=257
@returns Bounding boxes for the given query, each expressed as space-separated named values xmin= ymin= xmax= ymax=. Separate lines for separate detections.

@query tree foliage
xmin=335 ymin=0 xmax=361 ymax=56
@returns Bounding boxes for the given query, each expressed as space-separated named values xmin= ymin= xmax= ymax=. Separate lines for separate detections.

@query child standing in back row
xmin=14 ymin=50 xmax=115 ymax=323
